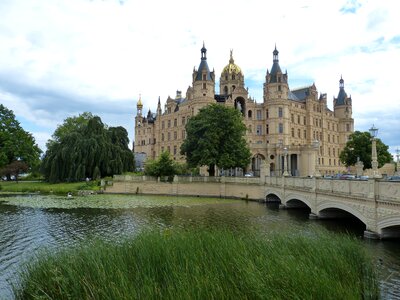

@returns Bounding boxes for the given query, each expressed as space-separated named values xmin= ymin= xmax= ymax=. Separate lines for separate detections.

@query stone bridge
xmin=264 ymin=176 xmax=400 ymax=239
xmin=109 ymin=175 xmax=400 ymax=239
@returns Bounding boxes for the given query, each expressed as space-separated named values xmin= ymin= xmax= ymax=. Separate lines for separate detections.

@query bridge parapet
xmin=316 ymin=179 xmax=373 ymax=200
xmin=284 ymin=177 xmax=314 ymax=190
xmin=377 ymin=181 xmax=400 ymax=203
xmin=265 ymin=176 xmax=283 ymax=187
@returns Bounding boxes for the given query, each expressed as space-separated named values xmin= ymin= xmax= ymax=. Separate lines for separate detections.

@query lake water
xmin=0 ymin=193 xmax=399 ymax=299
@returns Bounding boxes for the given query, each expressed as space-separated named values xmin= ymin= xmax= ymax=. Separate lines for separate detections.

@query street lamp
xmin=369 ymin=124 xmax=381 ymax=178
xmin=312 ymin=139 xmax=321 ymax=177
xmin=276 ymin=139 xmax=283 ymax=176
xmin=283 ymin=147 xmax=290 ymax=177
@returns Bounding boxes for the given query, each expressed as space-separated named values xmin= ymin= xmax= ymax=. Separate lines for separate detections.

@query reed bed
xmin=15 ymin=228 xmax=378 ymax=299
xmin=0 ymin=181 xmax=98 ymax=195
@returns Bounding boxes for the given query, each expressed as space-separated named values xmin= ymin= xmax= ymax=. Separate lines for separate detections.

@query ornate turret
xmin=136 ymin=94 xmax=143 ymax=116
xmin=222 ymin=50 xmax=242 ymax=75
xmin=267 ymin=46 xmax=287 ymax=84
xmin=193 ymin=42 xmax=214 ymax=82
xmin=264 ymin=46 xmax=289 ymax=102
xmin=219 ymin=50 xmax=245 ymax=95
xmin=334 ymin=76 xmax=351 ymax=106
xmin=334 ymin=76 xmax=354 ymax=148
xmin=192 ymin=42 xmax=215 ymax=100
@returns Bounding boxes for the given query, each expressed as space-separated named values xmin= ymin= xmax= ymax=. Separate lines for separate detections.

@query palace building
xmin=134 ymin=44 xmax=354 ymax=177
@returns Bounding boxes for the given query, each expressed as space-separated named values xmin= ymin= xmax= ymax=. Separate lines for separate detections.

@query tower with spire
xmin=191 ymin=42 xmax=215 ymax=102
xmin=334 ymin=76 xmax=354 ymax=148
xmin=264 ymin=46 xmax=289 ymax=102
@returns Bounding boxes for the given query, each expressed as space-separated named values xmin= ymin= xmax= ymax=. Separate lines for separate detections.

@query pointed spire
xmin=201 ymin=42 xmax=207 ymax=60
xmin=335 ymin=75 xmax=347 ymax=106
xmin=229 ymin=49 xmax=234 ymax=64
xmin=273 ymin=44 xmax=279 ymax=62
xmin=195 ymin=42 xmax=211 ymax=81
xmin=137 ymin=94 xmax=143 ymax=108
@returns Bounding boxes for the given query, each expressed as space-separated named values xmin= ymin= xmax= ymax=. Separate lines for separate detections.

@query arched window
xmin=232 ymin=74 xmax=235 ymax=80
xmin=224 ymin=86 xmax=228 ymax=95
xmin=248 ymin=110 xmax=252 ymax=119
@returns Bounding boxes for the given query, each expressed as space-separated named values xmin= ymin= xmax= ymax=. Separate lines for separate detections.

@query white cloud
xmin=0 ymin=0 xmax=399 ymax=153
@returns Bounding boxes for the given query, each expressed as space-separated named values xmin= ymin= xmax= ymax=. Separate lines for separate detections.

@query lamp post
xmin=312 ymin=140 xmax=321 ymax=177
xmin=369 ymin=124 xmax=381 ymax=178
xmin=283 ymin=147 xmax=290 ymax=177
xmin=396 ymin=148 xmax=400 ymax=175
xmin=276 ymin=139 xmax=283 ymax=176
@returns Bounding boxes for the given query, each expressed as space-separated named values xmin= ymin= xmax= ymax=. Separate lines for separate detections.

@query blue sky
xmin=0 ymin=0 xmax=399 ymax=157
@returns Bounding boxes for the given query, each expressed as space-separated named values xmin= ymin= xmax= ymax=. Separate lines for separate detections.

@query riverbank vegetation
xmin=15 ymin=228 xmax=378 ymax=299
xmin=0 ymin=181 xmax=99 ymax=195
xmin=41 ymin=113 xmax=134 ymax=183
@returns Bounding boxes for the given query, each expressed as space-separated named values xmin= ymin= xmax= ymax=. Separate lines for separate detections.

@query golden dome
xmin=137 ymin=94 xmax=143 ymax=108
xmin=222 ymin=50 xmax=242 ymax=74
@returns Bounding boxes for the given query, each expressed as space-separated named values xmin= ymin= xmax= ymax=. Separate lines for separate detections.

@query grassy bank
xmin=15 ymin=228 xmax=378 ymax=299
xmin=0 ymin=181 xmax=99 ymax=195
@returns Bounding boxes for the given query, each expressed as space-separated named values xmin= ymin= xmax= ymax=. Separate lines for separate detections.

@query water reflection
xmin=0 ymin=195 xmax=399 ymax=299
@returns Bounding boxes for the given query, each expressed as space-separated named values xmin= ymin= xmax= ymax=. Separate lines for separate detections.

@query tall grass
xmin=15 ymin=228 xmax=378 ymax=299
xmin=0 ymin=181 xmax=99 ymax=195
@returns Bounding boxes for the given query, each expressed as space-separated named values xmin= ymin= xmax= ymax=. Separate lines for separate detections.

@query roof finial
xmin=339 ymin=75 xmax=344 ymax=88
xmin=229 ymin=49 xmax=234 ymax=64
xmin=273 ymin=44 xmax=279 ymax=62
xmin=137 ymin=94 xmax=143 ymax=108
xmin=201 ymin=41 xmax=207 ymax=60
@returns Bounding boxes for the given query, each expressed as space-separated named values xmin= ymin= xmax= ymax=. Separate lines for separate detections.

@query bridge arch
xmin=316 ymin=202 xmax=368 ymax=226
xmin=265 ymin=189 xmax=283 ymax=203
xmin=378 ymin=215 xmax=400 ymax=239
xmin=284 ymin=194 xmax=312 ymax=210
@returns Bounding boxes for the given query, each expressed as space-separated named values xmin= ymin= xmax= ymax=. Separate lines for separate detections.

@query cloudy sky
xmin=1 ymin=0 xmax=399 ymax=157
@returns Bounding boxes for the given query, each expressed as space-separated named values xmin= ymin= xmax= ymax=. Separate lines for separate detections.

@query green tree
xmin=144 ymin=151 xmax=178 ymax=179
xmin=47 ymin=112 xmax=93 ymax=148
xmin=339 ymin=131 xmax=392 ymax=169
xmin=180 ymin=104 xmax=251 ymax=176
xmin=41 ymin=114 xmax=134 ymax=182
xmin=0 ymin=104 xmax=42 ymax=180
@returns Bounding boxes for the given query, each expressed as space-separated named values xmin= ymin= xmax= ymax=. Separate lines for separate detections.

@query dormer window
xmin=202 ymin=74 xmax=206 ymax=81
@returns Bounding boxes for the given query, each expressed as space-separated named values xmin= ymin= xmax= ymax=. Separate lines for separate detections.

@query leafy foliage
xmin=181 ymin=104 xmax=251 ymax=176
xmin=144 ymin=151 xmax=179 ymax=178
xmin=0 ymin=104 xmax=42 ymax=179
xmin=47 ymin=112 xmax=93 ymax=148
xmin=339 ymin=131 xmax=392 ymax=169
xmin=41 ymin=114 xmax=134 ymax=183
xmin=0 ymin=161 xmax=29 ymax=181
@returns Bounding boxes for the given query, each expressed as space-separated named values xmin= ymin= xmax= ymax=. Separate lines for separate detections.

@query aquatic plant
xmin=15 ymin=228 xmax=378 ymax=299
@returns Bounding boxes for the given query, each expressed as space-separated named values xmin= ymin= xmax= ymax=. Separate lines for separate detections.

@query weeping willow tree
xmin=41 ymin=115 xmax=134 ymax=183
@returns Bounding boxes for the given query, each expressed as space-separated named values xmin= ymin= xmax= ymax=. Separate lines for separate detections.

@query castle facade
xmin=134 ymin=45 xmax=354 ymax=177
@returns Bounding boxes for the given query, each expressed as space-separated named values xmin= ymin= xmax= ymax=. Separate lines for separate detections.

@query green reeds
xmin=0 ymin=181 xmax=99 ymax=195
xmin=15 ymin=228 xmax=378 ymax=299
